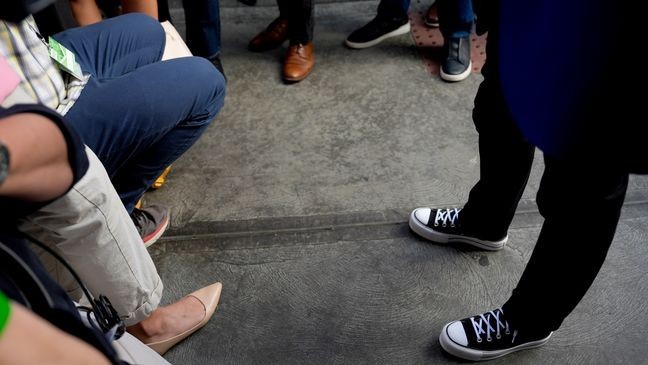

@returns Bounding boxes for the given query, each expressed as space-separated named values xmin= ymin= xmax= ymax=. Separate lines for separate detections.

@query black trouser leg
xmin=158 ymin=0 xmax=171 ymax=22
xmin=277 ymin=0 xmax=314 ymax=44
xmin=503 ymin=157 xmax=629 ymax=333
xmin=376 ymin=0 xmax=409 ymax=21
xmin=460 ymin=44 xmax=536 ymax=241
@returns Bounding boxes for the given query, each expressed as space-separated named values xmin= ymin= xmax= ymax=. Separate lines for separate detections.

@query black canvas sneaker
xmin=440 ymin=308 xmax=552 ymax=361
xmin=345 ymin=16 xmax=411 ymax=49
xmin=409 ymin=207 xmax=507 ymax=250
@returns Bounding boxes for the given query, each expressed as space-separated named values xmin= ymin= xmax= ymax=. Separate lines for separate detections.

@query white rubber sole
xmin=439 ymin=323 xmax=552 ymax=361
xmin=408 ymin=209 xmax=507 ymax=251
xmin=143 ymin=215 xmax=170 ymax=248
xmin=440 ymin=60 xmax=473 ymax=82
xmin=345 ymin=22 xmax=411 ymax=49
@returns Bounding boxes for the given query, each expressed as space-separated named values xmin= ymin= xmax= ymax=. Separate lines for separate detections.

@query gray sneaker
xmin=440 ymin=37 xmax=472 ymax=82
xmin=131 ymin=205 xmax=170 ymax=247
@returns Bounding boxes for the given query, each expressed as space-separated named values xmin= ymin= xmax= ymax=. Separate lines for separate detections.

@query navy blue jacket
xmin=496 ymin=0 xmax=646 ymax=172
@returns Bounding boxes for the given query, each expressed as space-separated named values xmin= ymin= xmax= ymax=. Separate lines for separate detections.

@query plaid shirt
xmin=0 ymin=17 xmax=88 ymax=115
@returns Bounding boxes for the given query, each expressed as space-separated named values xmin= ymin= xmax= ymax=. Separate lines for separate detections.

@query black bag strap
xmin=0 ymin=234 xmax=127 ymax=365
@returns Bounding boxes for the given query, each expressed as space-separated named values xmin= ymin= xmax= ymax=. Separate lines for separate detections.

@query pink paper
xmin=0 ymin=56 xmax=21 ymax=104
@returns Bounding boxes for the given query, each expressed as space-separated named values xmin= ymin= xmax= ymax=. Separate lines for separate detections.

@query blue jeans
xmin=376 ymin=0 xmax=474 ymax=38
xmin=183 ymin=0 xmax=222 ymax=58
xmin=55 ymin=14 xmax=226 ymax=213
xmin=437 ymin=0 xmax=473 ymax=39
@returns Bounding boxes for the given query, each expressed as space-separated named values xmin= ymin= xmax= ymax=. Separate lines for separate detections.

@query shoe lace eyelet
xmin=442 ymin=223 xmax=447 ymax=227
xmin=434 ymin=222 xmax=439 ymax=227
xmin=476 ymin=338 xmax=482 ymax=343
xmin=487 ymin=337 xmax=492 ymax=342
xmin=505 ymin=330 xmax=510 ymax=335
xmin=451 ymin=224 xmax=455 ymax=228
xmin=496 ymin=334 xmax=501 ymax=339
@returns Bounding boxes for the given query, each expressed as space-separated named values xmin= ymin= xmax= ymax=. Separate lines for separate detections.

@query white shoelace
xmin=470 ymin=308 xmax=511 ymax=343
xmin=434 ymin=208 xmax=461 ymax=228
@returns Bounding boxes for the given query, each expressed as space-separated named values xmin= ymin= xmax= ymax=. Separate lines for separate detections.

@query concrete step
xmin=151 ymin=204 xmax=648 ymax=364
xmin=162 ymin=191 xmax=648 ymax=243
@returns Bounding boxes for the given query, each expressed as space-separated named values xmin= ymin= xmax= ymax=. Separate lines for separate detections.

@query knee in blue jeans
xmin=186 ymin=57 xmax=226 ymax=119
xmin=193 ymin=57 xmax=226 ymax=88
xmin=117 ymin=13 xmax=164 ymax=43
xmin=164 ymin=57 xmax=226 ymax=127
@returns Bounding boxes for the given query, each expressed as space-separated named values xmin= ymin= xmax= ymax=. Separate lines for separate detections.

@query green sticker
xmin=48 ymin=37 xmax=83 ymax=80
xmin=0 ymin=291 xmax=10 ymax=338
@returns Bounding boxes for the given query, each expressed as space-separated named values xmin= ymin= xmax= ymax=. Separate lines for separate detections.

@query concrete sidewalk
xmin=147 ymin=1 xmax=648 ymax=363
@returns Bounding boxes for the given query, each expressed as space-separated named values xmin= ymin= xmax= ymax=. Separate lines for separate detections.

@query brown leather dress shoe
xmin=248 ymin=17 xmax=289 ymax=52
xmin=283 ymin=42 xmax=314 ymax=82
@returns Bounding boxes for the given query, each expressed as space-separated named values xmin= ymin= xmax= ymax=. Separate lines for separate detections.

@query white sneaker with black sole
xmin=409 ymin=207 xmax=507 ymax=250
xmin=440 ymin=307 xmax=552 ymax=361
xmin=345 ymin=16 xmax=411 ymax=49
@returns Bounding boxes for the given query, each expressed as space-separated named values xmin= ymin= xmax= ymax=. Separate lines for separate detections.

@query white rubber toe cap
xmin=413 ymin=208 xmax=432 ymax=225
xmin=446 ymin=321 xmax=468 ymax=346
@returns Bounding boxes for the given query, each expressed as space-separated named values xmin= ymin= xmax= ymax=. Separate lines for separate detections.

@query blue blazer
xmin=497 ymin=0 xmax=646 ymax=172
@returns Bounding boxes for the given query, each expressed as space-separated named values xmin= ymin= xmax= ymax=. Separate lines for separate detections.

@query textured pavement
xmin=144 ymin=1 xmax=648 ymax=364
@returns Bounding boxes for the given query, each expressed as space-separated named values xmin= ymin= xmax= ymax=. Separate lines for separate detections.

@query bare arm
xmin=0 ymin=113 xmax=73 ymax=202
xmin=68 ymin=0 xmax=103 ymax=25
xmin=69 ymin=0 xmax=158 ymax=26
xmin=0 ymin=298 xmax=111 ymax=365
xmin=122 ymin=0 xmax=158 ymax=19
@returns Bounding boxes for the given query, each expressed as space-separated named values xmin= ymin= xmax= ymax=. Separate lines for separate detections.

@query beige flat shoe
xmin=146 ymin=282 xmax=222 ymax=355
